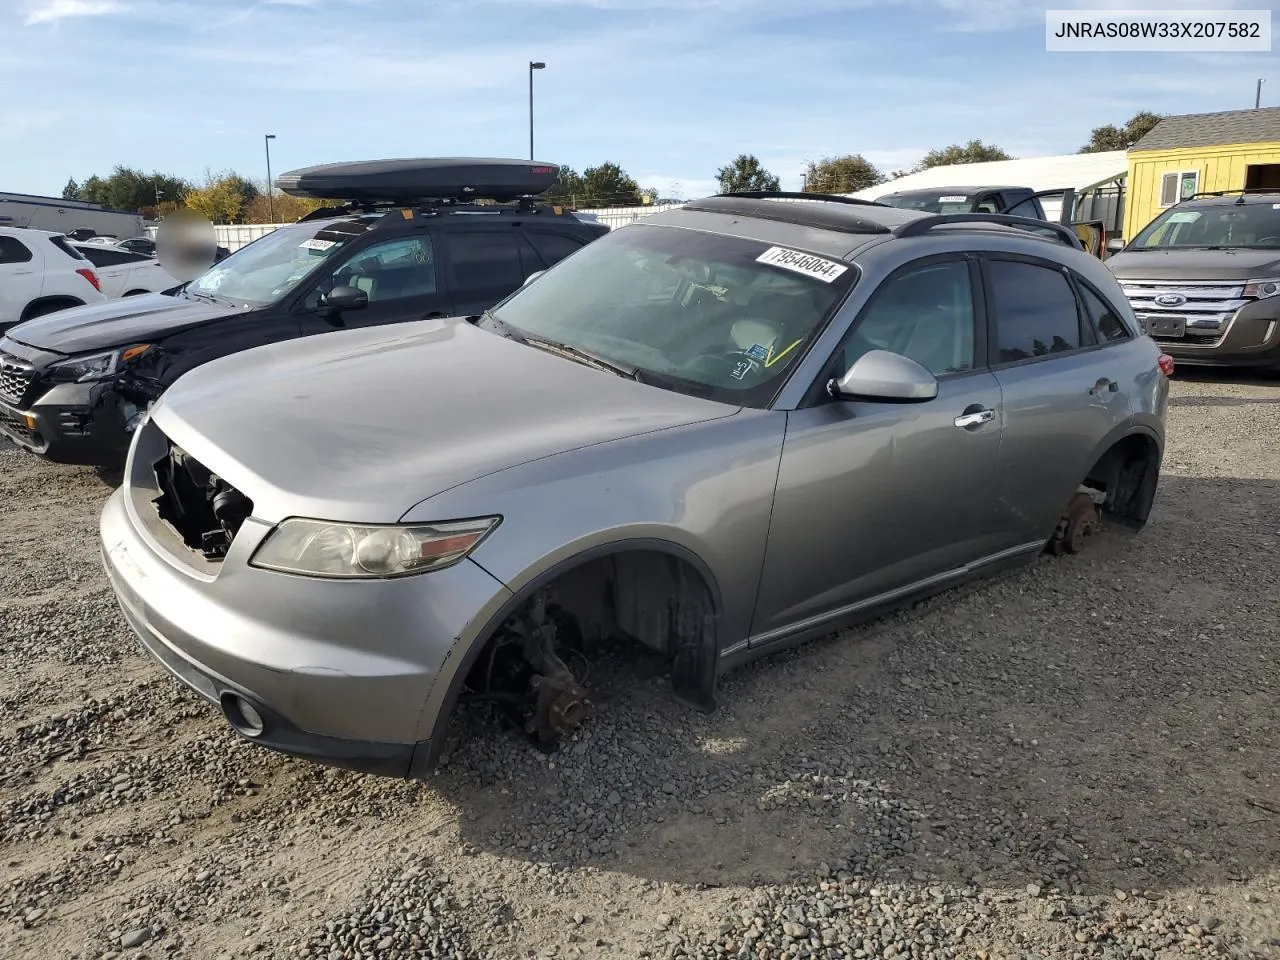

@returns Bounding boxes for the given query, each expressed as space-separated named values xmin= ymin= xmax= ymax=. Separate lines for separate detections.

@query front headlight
xmin=249 ymin=516 xmax=501 ymax=579
xmin=48 ymin=343 xmax=153 ymax=383
xmin=1243 ymin=278 xmax=1280 ymax=300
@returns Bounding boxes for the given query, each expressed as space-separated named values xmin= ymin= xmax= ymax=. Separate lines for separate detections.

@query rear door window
xmin=446 ymin=231 xmax=526 ymax=310
xmin=985 ymin=258 xmax=1086 ymax=364
xmin=526 ymin=231 xmax=586 ymax=268
xmin=0 ymin=236 xmax=33 ymax=264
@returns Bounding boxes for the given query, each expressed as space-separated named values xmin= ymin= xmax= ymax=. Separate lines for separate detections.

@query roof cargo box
xmin=275 ymin=158 xmax=561 ymax=204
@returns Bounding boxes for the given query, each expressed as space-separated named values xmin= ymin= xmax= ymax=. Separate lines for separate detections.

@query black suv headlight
xmin=47 ymin=344 xmax=153 ymax=384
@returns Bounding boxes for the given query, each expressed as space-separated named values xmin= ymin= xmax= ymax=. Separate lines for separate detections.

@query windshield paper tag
xmin=939 ymin=195 xmax=968 ymax=202
xmin=756 ymin=247 xmax=848 ymax=283
xmin=745 ymin=343 xmax=769 ymax=362
xmin=299 ymin=238 xmax=336 ymax=251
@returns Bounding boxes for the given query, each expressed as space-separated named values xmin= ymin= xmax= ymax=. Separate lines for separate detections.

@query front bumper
xmin=0 ymin=379 xmax=138 ymax=466
xmin=99 ymin=485 xmax=512 ymax=777
xmin=1147 ymin=301 xmax=1280 ymax=369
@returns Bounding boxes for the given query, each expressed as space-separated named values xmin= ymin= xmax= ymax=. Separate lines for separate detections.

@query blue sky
xmin=2 ymin=0 xmax=1276 ymax=201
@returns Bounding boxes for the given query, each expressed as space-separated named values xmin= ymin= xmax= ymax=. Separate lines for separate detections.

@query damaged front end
xmin=465 ymin=590 xmax=593 ymax=752
xmin=152 ymin=440 xmax=255 ymax=560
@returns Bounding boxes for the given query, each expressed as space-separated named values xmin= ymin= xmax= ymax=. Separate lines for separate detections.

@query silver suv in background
xmin=100 ymin=192 xmax=1171 ymax=778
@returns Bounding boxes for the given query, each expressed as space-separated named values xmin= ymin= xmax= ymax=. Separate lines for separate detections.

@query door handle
xmin=1090 ymin=377 xmax=1119 ymax=396
xmin=954 ymin=407 xmax=995 ymax=429
xmin=423 ymin=311 xmax=445 ymax=320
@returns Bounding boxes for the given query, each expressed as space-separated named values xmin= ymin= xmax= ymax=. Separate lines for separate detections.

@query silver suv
xmin=99 ymin=192 xmax=1171 ymax=777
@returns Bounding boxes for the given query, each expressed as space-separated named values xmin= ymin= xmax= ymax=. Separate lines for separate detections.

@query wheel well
xmin=1083 ymin=432 xmax=1161 ymax=531
xmin=444 ymin=548 xmax=721 ymax=756
xmin=123 ymin=289 xmax=148 ymax=297
xmin=21 ymin=297 xmax=83 ymax=322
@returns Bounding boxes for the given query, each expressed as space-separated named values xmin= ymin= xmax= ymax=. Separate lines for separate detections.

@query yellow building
xmin=1125 ymin=106 xmax=1280 ymax=240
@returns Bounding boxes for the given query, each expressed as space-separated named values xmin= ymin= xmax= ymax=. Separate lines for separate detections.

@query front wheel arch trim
xmin=413 ymin=538 xmax=725 ymax=775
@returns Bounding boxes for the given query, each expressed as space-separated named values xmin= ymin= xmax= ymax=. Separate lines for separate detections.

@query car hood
xmin=7 ymin=291 xmax=243 ymax=356
xmin=150 ymin=318 xmax=740 ymax=523
xmin=1107 ymin=248 xmax=1280 ymax=282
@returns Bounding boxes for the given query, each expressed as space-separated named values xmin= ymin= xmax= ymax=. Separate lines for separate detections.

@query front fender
xmin=401 ymin=408 xmax=787 ymax=656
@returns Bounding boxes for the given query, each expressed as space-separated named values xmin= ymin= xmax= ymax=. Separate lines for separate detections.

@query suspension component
xmin=1049 ymin=490 xmax=1101 ymax=555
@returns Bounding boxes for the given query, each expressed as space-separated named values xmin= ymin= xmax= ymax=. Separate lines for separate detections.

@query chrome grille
xmin=1115 ymin=279 xmax=1251 ymax=345
xmin=0 ymin=352 xmax=35 ymax=406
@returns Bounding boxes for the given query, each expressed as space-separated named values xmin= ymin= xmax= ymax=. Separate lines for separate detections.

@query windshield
xmin=1129 ymin=202 xmax=1280 ymax=250
xmin=185 ymin=218 xmax=373 ymax=306
xmin=487 ymin=223 xmax=857 ymax=407
xmin=878 ymin=191 xmax=993 ymax=214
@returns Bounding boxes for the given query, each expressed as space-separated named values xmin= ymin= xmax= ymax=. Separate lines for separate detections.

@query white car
xmin=0 ymin=227 xmax=106 ymax=334
xmin=70 ymin=242 xmax=179 ymax=299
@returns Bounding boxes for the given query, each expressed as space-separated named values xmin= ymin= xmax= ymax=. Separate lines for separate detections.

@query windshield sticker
xmin=756 ymin=246 xmax=848 ymax=283
xmin=765 ymin=339 xmax=804 ymax=368
xmin=1166 ymin=212 xmax=1202 ymax=223
xmin=730 ymin=360 xmax=753 ymax=380
xmin=939 ymin=195 xmax=969 ymax=202
xmin=745 ymin=343 xmax=770 ymax=362
xmin=299 ymin=238 xmax=337 ymax=251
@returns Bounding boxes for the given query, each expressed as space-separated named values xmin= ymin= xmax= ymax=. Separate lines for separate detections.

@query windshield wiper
xmin=478 ymin=310 xmax=527 ymax=343
xmin=186 ymin=290 xmax=238 ymax=308
xmin=522 ymin=335 xmax=642 ymax=381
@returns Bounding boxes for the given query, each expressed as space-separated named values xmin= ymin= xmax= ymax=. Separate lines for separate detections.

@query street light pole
xmin=528 ymin=61 xmax=545 ymax=160
xmin=264 ymin=133 xmax=277 ymax=222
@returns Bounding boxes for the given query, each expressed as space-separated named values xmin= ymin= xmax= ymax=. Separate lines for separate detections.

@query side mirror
xmin=523 ymin=270 xmax=545 ymax=287
xmin=323 ymin=285 xmax=369 ymax=311
xmin=1107 ymin=238 xmax=1126 ymax=252
xmin=828 ymin=349 xmax=938 ymax=402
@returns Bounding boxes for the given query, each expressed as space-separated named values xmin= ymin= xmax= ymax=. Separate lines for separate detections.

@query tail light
xmin=76 ymin=268 xmax=101 ymax=292
xmin=1157 ymin=353 xmax=1175 ymax=377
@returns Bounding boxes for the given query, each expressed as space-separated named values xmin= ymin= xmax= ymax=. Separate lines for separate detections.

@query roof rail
xmin=719 ymin=190 xmax=889 ymax=207
xmin=1190 ymin=187 xmax=1280 ymax=198
xmin=679 ymin=195 xmax=892 ymax=236
xmin=1189 ymin=187 xmax=1280 ymax=204
xmin=892 ymin=213 xmax=1083 ymax=250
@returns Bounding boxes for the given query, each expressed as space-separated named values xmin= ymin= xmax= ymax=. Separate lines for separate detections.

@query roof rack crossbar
xmin=718 ymin=190 xmax=889 ymax=207
xmin=892 ymin=213 xmax=1083 ymax=249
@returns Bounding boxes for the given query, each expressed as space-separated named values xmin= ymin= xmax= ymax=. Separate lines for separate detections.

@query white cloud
xmin=23 ymin=0 xmax=124 ymax=25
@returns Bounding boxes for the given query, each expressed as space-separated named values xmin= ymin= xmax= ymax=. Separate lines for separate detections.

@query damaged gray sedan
xmin=99 ymin=193 xmax=1171 ymax=777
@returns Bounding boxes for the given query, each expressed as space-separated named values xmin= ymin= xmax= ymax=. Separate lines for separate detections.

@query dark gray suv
xmin=100 ymin=192 xmax=1172 ymax=778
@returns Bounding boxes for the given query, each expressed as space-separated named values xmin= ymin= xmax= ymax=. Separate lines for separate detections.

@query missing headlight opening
xmin=153 ymin=443 xmax=253 ymax=559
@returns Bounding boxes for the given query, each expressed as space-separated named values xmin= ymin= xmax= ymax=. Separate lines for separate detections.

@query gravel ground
xmin=1 ymin=370 xmax=1278 ymax=960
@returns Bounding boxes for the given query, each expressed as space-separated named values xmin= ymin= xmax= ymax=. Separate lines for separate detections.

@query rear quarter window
xmin=49 ymin=236 xmax=88 ymax=261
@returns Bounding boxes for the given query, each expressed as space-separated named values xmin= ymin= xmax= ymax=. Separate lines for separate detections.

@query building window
xmin=1159 ymin=170 xmax=1199 ymax=207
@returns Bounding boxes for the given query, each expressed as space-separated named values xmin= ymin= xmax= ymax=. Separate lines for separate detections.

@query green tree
xmin=580 ymin=162 xmax=643 ymax=207
xmin=918 ymin=140 xmax=1014 ymax=170
xmin=70 ymin=167 xmax=192 ymax=212
xmin=802 ymin=154 xmax=885 ymax=193
xmin=61 ymin=178 xmax=80 ymax=200
xmin=544 ymin=166 xmax=585 ymax=206
xmin=1079 ymin=111 xmax=1163 ymax=152
xmin=716 ymin=154 xmax=780 ymax=193
xmin=183 ymin=170 xmax=250 ymax=222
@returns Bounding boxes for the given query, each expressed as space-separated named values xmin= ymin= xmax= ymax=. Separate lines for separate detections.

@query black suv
xmin=0 ymin=158 xmax=608 ymax=467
